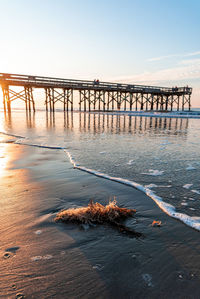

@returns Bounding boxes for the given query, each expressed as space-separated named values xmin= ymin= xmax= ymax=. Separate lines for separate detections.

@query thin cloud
xmin=185 ymin=51 xmax=200 ymax=57
xmin=148 ymin=50 xmax=200 ymax=62
xmin=147 ymin=54 xmax=178 ymax=62
xmin=110 ymin=62 xmax=200 ymax=85
xmin=179 ymin=58 xmax=200 ymax=65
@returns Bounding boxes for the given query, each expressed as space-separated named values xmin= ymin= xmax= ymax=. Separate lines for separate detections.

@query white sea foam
xmin=127 ymin=159 xmax=134 ymax=165
xmin=64 ymin=149 xmax=200 ymax=232
xmin=31 ymin=254 xmax=53 ymax=261
xmin=145 ymin=184 xmax=158 ymax=188
xmin=145 ymin=184 xmax=171 ymax=189
xmin=142 ymin=169 xmax=164 ymax=176
xmin=183 ymin=184 xmax=193 ymax=189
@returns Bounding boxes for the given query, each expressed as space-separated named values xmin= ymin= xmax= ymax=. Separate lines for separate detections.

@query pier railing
xmin=0 ymin=72 xmax=192 ymax=113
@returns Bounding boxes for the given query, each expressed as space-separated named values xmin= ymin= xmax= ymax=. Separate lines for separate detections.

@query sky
xmin=0 ymin=0 xmax=200 ymax=107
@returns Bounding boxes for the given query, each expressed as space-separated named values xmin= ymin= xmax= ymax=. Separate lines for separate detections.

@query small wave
xmin=14 ymin=140 xmax=66 ymax=150
xmin=3 ymin=130 xmax=200 ymax=232
xmin=0 ymin=131 xmax=66 ymax=150
xmin=64 ymin=149 xmax=200 ymax=231
xmin=183 ymin=184 xmax=193 ymax=189
xmin=0 ymin=131 xmax=25 ymax=139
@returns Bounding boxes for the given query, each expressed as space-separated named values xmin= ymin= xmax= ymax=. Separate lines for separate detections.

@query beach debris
xmin=55 ymin=200 xmax=142 ymax=237
xmin=152 ymin=220 xmax=162 ymax=227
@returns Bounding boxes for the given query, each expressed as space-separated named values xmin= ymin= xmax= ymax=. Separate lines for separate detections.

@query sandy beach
xmin=1 ymin=0 xmax=200 ymax=297
xmin=1 ymin=140 xmax=200 ymax=299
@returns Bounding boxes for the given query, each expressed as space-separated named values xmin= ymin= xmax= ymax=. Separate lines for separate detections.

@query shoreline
xmin=1 ymin=128 xmax=199 ymax=233
xmin=1 ymin=143 xmax=200 ymax=298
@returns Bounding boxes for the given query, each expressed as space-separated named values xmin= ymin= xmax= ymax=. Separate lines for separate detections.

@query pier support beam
xmin=45 ymin=88 xmax=73 ymax=112
xmin=2 ymin=85 xmax=35 ymax=113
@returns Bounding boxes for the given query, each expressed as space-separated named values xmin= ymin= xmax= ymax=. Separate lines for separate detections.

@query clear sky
xmin=0 ymin=0 xmax=200 ymax=106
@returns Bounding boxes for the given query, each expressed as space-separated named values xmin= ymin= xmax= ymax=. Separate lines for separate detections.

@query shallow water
xmin=1 ymin=109 xmax=200 ymax=230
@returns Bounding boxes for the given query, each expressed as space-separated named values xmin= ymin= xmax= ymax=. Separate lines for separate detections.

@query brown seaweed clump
xmin=55 ymin=200 xmax=142 ymax=237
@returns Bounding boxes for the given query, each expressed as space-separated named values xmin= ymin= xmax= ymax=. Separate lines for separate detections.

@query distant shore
xmin=87 ymin=109 xmax=200 ymax=119
xmin=2 ymin=107 xmax=200 ymax=119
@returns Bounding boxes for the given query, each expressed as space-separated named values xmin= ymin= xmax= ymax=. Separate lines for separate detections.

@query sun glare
xmin=0 ymin=112 xmax=9 ymax=177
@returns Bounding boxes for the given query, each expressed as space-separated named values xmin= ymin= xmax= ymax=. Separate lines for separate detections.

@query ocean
xmin=2 ymin=108 xmax=200 ymax=298
xmin=1 ymin=109 xmax=200 ymax=231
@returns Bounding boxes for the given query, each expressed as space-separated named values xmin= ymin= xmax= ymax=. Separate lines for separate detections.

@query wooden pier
xmin=0 ymin=73 xmax=192 ymax=112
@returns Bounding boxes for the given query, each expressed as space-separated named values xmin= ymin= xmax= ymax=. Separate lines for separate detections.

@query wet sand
xmin=1 ymin=143 xmax=200 ymax=298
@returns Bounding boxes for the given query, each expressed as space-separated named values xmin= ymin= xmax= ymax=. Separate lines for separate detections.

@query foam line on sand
xmin=64 ymin=149 xmax=200 ymax=232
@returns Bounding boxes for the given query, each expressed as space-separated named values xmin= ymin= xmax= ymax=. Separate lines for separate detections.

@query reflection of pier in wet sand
xmin=3 ymin=111 xmax=188 ymax=136
xmin=78 ymin=112 xmax=188 ymax=135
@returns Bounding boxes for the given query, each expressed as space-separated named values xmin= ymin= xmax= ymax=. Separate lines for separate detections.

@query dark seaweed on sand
xmin=55 ymin=200 xmax=142 ymax=238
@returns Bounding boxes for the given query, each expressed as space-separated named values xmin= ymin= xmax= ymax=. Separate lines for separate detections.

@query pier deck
xmin=0 ymin=73 xmax=192 ymax=113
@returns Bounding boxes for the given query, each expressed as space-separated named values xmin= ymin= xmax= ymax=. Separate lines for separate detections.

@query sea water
xmin=1 ymin=109 xmax=200 ymax=231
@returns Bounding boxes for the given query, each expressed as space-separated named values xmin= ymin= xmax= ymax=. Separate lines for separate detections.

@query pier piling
xmin=0 ymin=73 xmax=192 ymax=113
